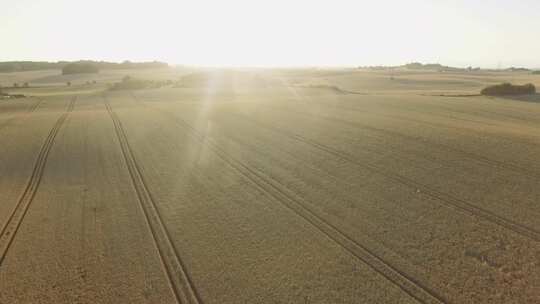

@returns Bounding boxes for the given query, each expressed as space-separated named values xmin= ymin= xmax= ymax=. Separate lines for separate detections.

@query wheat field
xmin=1 ymin=68 xmax=539 ymax=303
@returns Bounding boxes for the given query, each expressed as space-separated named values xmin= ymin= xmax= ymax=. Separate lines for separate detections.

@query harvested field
xmin=0 ymin=69 xmax=539 ymax=303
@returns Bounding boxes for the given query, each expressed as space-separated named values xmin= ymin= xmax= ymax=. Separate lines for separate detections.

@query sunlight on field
xmin=1 ymin=65 xmax=540 ymax=303
xmin=2 ymin=0 xmax=540 ymax=302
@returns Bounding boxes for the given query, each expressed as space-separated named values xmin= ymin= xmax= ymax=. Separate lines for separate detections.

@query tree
xmin=23 ymin=82 xmax=29 ymax=88
xmin=481 ymin=83 xmax=536 ymax=96
xmin=67 ymin=81 xmax=71 ymax=86
xmin=13 ymin=83 xmax=19 ymax=88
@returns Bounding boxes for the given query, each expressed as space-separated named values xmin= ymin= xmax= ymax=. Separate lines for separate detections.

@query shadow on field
xmin=295 ymin=84 xmax=368 ymax=95
xmin=500 ymin=93 xmax=540 ymax=103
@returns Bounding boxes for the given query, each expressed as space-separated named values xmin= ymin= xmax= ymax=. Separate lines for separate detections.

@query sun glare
xmin=1 ymin=0 xmax=539 ymax=67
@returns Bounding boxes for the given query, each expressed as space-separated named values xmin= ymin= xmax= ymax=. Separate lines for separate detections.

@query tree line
xmin=0 ymin=60 xmax=168 ymax=73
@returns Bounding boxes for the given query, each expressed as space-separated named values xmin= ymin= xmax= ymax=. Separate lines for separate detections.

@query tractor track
xmin=146 ymin=104 xmax=448 ymax=304
xmin=259 ymin=103 xmax=540 ymax=180
xmin=0 ymin=97 xmax=75 ymax=265
xmin=285 ymin=91 xmax=540 ymax=139
xmin=0 ymin=98 xmax=44 ymax=133
xmin=310 ymin=95 xmax=540 ymax=126
xmin=221 ymin=110 xmax=540 ymax=242
xmin=27 ymin=98 xmax=44 ymax=113
xmin=135 ymin=95 xmax=540 ymax=241
xmin=103 ymin=96 xmax=202 ymax=304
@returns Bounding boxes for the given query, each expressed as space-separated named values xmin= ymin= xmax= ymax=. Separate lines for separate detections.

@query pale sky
xmin=1 ymin=0 xmax=539 ymax=68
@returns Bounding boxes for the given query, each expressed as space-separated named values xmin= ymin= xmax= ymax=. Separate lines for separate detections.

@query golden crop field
xmin=1 ymin=68 xmax=539 ymax=303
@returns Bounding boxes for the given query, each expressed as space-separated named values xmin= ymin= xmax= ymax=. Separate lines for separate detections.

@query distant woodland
xmin=0 ymin=60 xmax=168 ymax=73
xmin=62 ymin=62 xmax=100 ymax=75
xmin=360 ymin=62 xmax=534 ymax=73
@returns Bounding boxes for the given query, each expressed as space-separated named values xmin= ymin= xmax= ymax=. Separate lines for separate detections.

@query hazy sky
xmin=2 ymin=0 xmax=539 ymax=67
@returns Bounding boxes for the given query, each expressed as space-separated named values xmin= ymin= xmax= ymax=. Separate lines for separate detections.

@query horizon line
xmin=0 ymin=59 xmax=539 ymax=70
